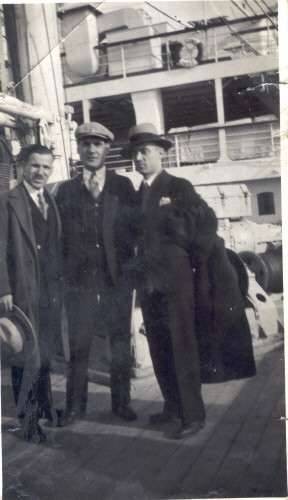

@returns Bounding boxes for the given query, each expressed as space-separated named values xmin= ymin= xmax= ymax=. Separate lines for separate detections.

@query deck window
xmin=257 ymin=192 xmax=275 ymax=215
xmin=162 ymin=81 xmax=217 ymax=130
xmin=223 ymin=72 xmax=279 ymax=121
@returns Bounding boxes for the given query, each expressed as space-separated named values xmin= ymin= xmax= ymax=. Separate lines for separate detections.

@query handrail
xmin=92 ymin=13 xmax=278 ymax=50
xmin=105 ymin=121 xmax=280 ymax=170
xmin=62 ymin=14 xmax=278 ymax=86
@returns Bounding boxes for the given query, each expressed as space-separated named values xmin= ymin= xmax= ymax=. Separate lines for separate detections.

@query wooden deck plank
xmin=207 ymin=351 xmax=285 ymax=496
xmin=239 ymin=416 xmax=286 ymax=497
xmin=146 ymin=379 xmax=244 ymax=497
xmin=270 ymin=438 xmax=287 ymax=497
xmin=1 ymin=345 xmax=286 ymax=500
xmin=2 ymin=374 xmax=163 ymax=500
xmin=100 ymin=376 xmax=229 ymax=499
xmin=206 ymin=388 xmax=284 ymax=496
xmin=2 ymin=377 xmax=160 ymax=499
xmin=162 ymin=347 xmax=283 ymax=498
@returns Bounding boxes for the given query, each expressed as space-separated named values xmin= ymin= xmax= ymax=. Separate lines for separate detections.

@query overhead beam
xmin=65 ymin=55 xmax=278 ymax=103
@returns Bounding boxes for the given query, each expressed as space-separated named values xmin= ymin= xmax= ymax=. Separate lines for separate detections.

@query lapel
xmin=8 ymin=183 xmax=37 ymax=257
xmin=102 ymin=172 xmax=119 ymax=253
xmin=143 ymin=170 xmax=171 ymax=215
xmin=45 ymin=188 xmax=61 ymax=240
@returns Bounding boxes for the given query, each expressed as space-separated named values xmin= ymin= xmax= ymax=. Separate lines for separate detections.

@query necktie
xmin=89 ymin=173 xmax=101 ymax=200
xmin=37 ymin=192 xmax=48 ymax=220
xmin=141 ymin=181 xmax=150 ymax=211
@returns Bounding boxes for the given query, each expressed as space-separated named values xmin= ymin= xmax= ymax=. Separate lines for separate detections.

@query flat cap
xmin=75 ymin=122 xmax=114 ymax=142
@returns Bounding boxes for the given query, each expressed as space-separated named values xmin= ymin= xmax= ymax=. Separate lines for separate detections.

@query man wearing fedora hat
xmin=123 ymin=123 xmax=219 ymax=439
xmin=0 ymin=144 xmax=63 ymax=431
xmin=56 ymin=122 xmax=137 ymax=423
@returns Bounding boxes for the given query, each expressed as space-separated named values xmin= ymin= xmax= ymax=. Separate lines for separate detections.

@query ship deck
xmin=1 ymin=341 xmax=286 ymax=500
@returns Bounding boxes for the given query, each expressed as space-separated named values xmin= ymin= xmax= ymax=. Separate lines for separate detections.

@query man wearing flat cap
xmin=56 ymin=122 xmax=137 ymax=423
xmin=123 ymin=123 xmax=254 ymax=439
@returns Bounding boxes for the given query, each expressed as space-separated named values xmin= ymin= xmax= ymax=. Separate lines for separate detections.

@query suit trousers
xmin=65 ymin=285 xmax=133 ymax=414
xmin=140 ymin=256 xmax=205 ymax=425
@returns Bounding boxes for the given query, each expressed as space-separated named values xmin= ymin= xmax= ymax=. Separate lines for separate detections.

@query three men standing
xmin=0 ymin=144 xmax=63 ymax=427
xmin=0 ymin=121 xmax=254 ymax=442
xmin=56 ymin=122 xmax=137 ymax=423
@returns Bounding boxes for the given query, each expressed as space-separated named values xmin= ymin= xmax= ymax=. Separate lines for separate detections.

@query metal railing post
xmin=174 ymin=135 xmax=181 ymax=168
xmin=213 ymin=28 xmax=218 ymax=63
xmin=270 ymin=122 xmax=275 ymax=155
xmin=165 ymin=40 xmax=171 ymax=70
xmin=120 ymin=45 xmax=127 ymax=79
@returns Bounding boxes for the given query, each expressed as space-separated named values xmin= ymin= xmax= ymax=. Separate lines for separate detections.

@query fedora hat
xmin=0 ymin=305 xmax=38 ymax=367
xmin=122 ymin=123 xmax=173 ymax=158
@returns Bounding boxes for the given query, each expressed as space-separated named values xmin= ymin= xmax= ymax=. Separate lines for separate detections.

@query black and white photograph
xmin=0 ymin=1 xmax=286 ymax=499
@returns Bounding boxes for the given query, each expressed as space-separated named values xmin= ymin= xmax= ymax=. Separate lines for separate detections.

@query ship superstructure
xmin=60 ymin=1 xmax=280 ymax=225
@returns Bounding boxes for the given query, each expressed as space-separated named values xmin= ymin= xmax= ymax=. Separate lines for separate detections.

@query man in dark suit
xmin=122 ymin=123 xmax=219 ymax=439
xmin=56 ymin=122 xmax=137 ymax=423
xmin=0 ymin=144 xmax=63 ymax=431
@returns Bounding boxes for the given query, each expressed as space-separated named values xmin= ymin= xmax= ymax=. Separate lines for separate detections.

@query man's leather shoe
xmin=149 ymin=411 xmax=174 ymax=425
xmin=165 ymin=419 xmax=205 ymax=440
xmin=113 ymin=405 xmax=137 ymax=421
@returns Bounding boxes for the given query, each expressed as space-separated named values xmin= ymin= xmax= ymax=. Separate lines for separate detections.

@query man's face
xmin=132 ymin=143 xmax=164 ymax=179
xmin=23 ymin=153 xmax=53 ymax=190
xmin=77 ymin=136 xmax=110 ymax=170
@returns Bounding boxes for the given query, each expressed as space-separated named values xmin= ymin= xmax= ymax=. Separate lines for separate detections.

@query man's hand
xmin=0 ymin=294 xmax=13 ymax=312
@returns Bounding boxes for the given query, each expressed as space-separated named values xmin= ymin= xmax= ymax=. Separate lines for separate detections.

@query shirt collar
xmin=23 ymin=180 xmax=44 ymax=203
xmin=82 ymin=166 xmax=106 ymax=192
xmin=142 ymin=170 xmax=161 ymax=187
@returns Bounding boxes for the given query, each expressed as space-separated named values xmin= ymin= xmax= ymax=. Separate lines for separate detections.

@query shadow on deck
xmin=1 ymin=343 xmax=286 ymax=500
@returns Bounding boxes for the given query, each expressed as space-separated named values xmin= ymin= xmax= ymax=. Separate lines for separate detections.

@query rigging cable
xmin=259 ymin=0 xmax=275 ymax=16
xmin=145 ymin=1 xmax=190 ymax=29
xmin=230 ymin=0 xmax=251 ymax=18
xmin=12 ymin=2 xmax=104 ymax=92
xmin=209 ymin=1 xmax=260 ymax=55
xmin=242 ymin=0 xmax=259 ymax=16
xmin=148 ymin=0 xmax=261 ymax=56
xmin=250 ymin=0 xmax=278 ymax=30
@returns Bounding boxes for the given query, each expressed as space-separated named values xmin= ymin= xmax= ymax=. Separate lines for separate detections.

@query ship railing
xmin=105 ymin=121 xmax=280 ymax=171
xmin=0 ymin=161 xmax=12 ymax=192
xmin=84 ymin=18 xmax=278 ymax=82
xmin=62 ymin=15 xmax=278 ymax=84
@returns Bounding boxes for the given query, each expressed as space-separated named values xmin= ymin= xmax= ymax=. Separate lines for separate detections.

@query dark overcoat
xmin=0 ymin=183 xmax=62 ymax=359
xmin=135 ymin=170 xmax=255 ymax=393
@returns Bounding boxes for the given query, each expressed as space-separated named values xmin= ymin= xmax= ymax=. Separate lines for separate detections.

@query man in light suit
xmin=56 ymin=122 xmax=137 ymax=423
xmin=0 ymin=144 xmax=63 ymax=432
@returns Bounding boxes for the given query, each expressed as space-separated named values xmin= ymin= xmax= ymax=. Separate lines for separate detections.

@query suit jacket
xmin=135 ymin=170 xmax=256 ymax=383
xmin=0 ymin=182 xmax=62 ymax=343
xmin=56 ymin=170 xmax=136 ymax=290
xmin=135 ymin=170 xmax=218 ymax=293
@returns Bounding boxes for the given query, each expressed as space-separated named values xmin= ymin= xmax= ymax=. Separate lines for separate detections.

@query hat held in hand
xmin=0 ymin=305 xmax=39 ymax=367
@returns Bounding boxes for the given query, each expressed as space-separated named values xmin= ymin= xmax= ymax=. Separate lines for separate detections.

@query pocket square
xmin=159 ymin=196 xmax=172 ymax=207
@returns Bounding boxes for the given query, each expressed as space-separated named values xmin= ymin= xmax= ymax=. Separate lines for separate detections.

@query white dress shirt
xmin=142 ymin=170 xmax=162 ymax=187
